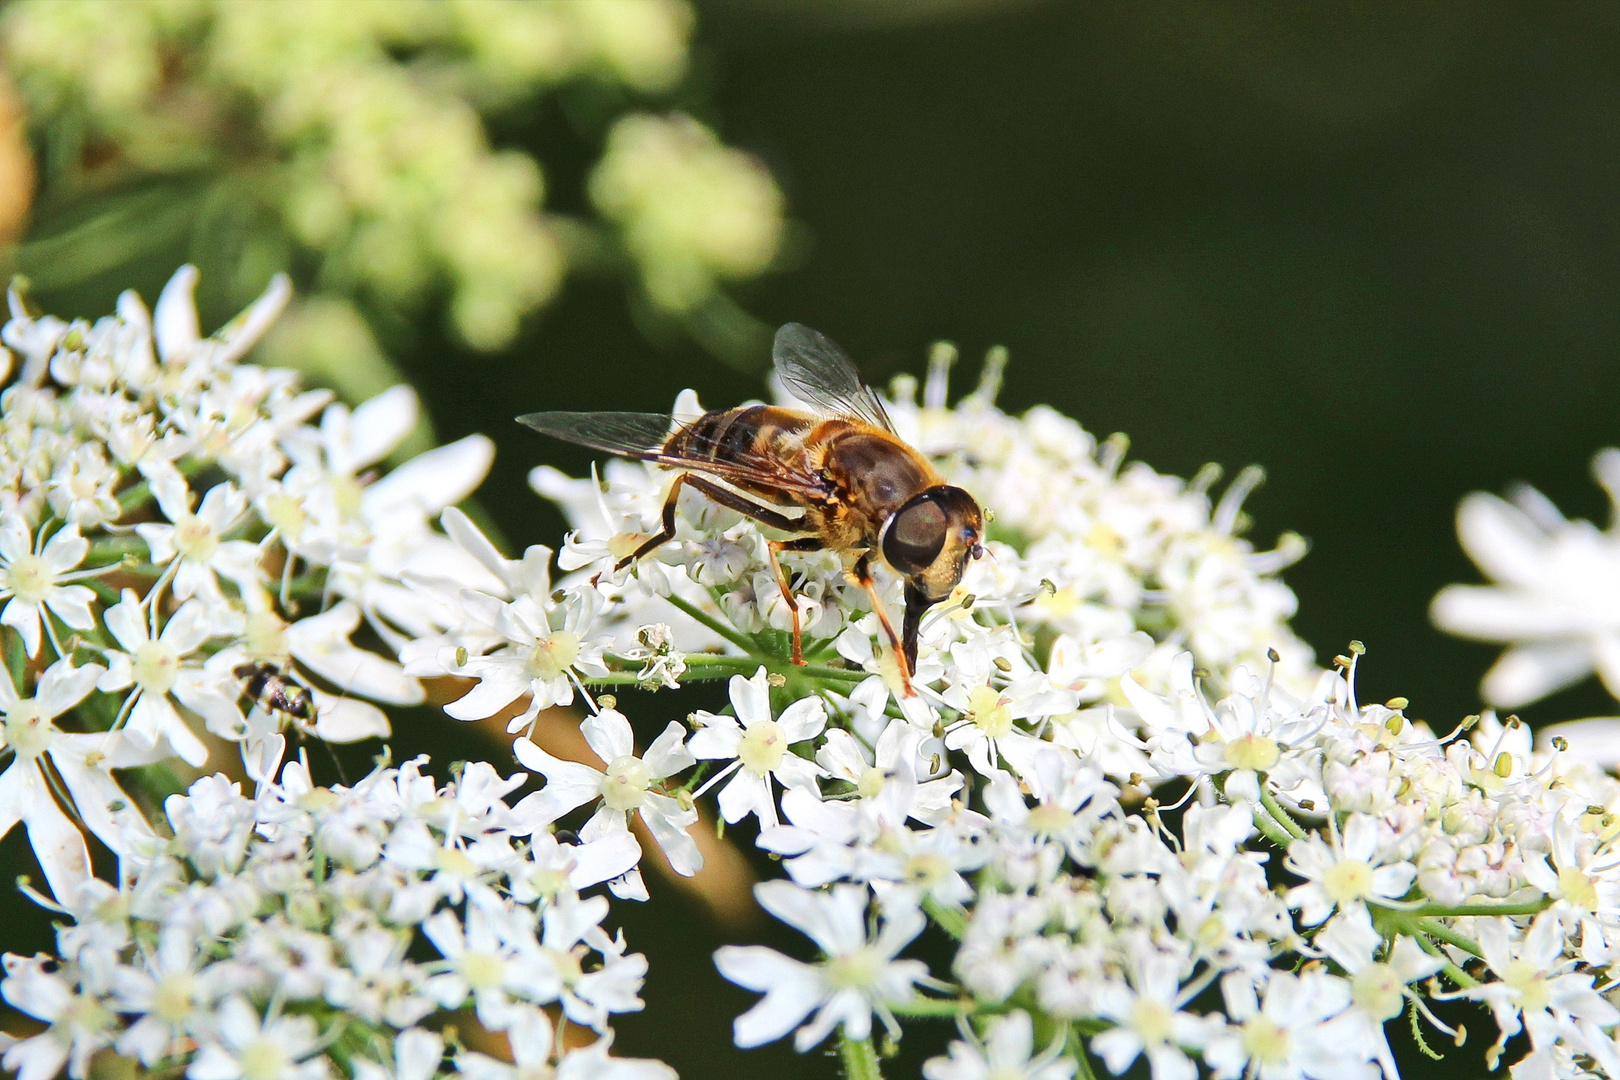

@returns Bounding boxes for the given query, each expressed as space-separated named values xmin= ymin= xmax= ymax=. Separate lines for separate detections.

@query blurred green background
xmin=6 ymin=0 xmax=1619 ymax=1075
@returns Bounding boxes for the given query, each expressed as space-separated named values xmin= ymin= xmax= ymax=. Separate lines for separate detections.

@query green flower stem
xmin=588 ymin=668 xmax=737 ymax=687
xmin=889 ymin=997 xmax=967 ymax=1018
xmin=1414 ymin=916 xmax=1483 ymax=959
xmin=84 ymin=534 xmax=148 ymax=565
xmin=664 ymin=594 xmax=761 ymax=656
xmin=794 ymin=662 xmax=866 ymax=683
xmin=1409 ymin=929 xmax=1479 ymax=989
xmin=1378 ymin=909 xmax=1486 ymax=964
xmin=4 ymin=626 xmax=25 ymax=692
xmin=116 ymin=477 xmax=155 ymax=514
xmin=1258 ymin=787 xmax=1308 ymax=841
xmin=1409 ymin=899 xmax=1551 ymax=918
xmin=1069 ymin=1027 xmax=1100 ymax=1080
xmin=840 ymin=1034 xmax=883 ymax=1080
xmin=923 ymin=896 xmax=968 ymax=940
xmin=1250 ymin=804 xmax=1295 ymax=848
xmin=680 ymin=654 xmax=757 ymax=668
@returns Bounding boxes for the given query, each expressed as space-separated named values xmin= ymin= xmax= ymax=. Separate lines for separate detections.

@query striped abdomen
xmin=664 ymin=405 xmax=822 ymax=500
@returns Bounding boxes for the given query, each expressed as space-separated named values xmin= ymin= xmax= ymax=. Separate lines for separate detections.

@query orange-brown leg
xmin=851 ymin=553 xmax=916 ymax=697
xmin=611 ymin=473 xmax=822 ymax=665
xmin=768 ymin=536 xmax=825 ymax=666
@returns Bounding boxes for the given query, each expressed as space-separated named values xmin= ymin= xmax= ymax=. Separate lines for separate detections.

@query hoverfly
xmin=518 ymin=323 xmax=985 ymax=695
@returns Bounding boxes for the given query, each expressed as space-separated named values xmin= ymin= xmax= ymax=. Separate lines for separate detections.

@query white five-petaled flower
xmin=185 ymin=995 xmax=328 ymax=1080
xmin=1463 ymin=911 xmax=1620 ymax=1072
xmin=97 ymin=590 xmax=237 ymax=767
xmin=689 ymin=667 xmax=827 ymax=829
xmin=1283 ymin=813 xmax=1416 ymax=927
xmin=714 ymin=881 xmax=928 ymax=1052
xmin=939 ymin=635 xmax=1075 ymax=781
xmin=0 ymin=657 xmax=163 ymax=899
xmin=1 ymin=953 xmax=116 ymax=1080
xmin=1091 ymin=942 xmax=1214 ymax=1080
xmin=513 ymin=708 xmax=702 ymax=885
xmin=923 ymin=1010 xmax=1077 ymax=1080
xmin=135 ymin=472 xmax=261 ymax=602
xmin=1203 ymin=970 xmax=1371 ymax=1080
xmin=1432 ymin=451 xmax=1620 ymax=708
xmin=110 ymin=927 xmax=228 ymax=1066
xmin=0 ymin=517 xmax=99 ymax=657
xmin=1314 ymin=906 xmax=1445 ymax=1080
xmin=445 ymin=590 xmax=608 ymax=730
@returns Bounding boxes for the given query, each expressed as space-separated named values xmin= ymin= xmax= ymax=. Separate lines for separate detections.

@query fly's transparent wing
xmin=518 ymin=409 xmax=826 ymax=496
xmin=773 ymin=322 xmax=895 ymax=432
xmin=516 ymin=411 xmax=677 ymax=457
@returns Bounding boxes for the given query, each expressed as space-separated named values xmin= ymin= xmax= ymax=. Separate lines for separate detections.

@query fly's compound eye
xmin=882 ymin=496 xmax=949 ymax=575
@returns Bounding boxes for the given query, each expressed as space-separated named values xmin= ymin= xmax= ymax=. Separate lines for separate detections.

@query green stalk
xmin=1410 ymin=927 xmax=1479 ymax=988
xmin=1250 ymin=803 xmax=1295 ymax=848
xmin=795 ymin=662 xmax=866 ymax=683
xmin=1415 ymin=916 xmax=1483 ymax=958
xmin=1409 ymin=899 xmax=1551 ymax=918
xmin=839 ymin=1035 xmax=882 ymax=1080
xmin=664 ymin=594 xmax=761 ymax=656
xmin=889 ymin=997 xmax=965 ymax=1018
xmin=84 ymin=534 xmax=148 ymax=565
xmin=1069 ymin=1028 xmax=1100 ymax=1080
xmin=4 ymin=626 xmax=25 ymax=692
xmin=1258 ymin=787 xmax=1308 ymax=841
xmin=923 ymin=896 xmax=968 ymax=940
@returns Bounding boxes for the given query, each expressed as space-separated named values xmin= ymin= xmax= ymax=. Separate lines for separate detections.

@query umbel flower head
xmin=0 ymin=264 xmax=503 ymax=902
xmin=7 ymin=267 xmax=1620 ymax=1080
xmin=1 ymin=756 xmax=671 ymax=1080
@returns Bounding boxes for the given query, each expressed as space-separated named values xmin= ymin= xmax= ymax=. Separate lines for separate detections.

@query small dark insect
xmin=518 ymin=323 xmax=986 ymax=695
xmin=235 ymin=662 xmax=316 ymax=724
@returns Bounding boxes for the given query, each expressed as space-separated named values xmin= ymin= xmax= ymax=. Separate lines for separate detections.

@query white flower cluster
xmin=489 ymin=351 xmax=1620 ymax=1079
xmin=0 ymin=265 xmax=496 ymax=904
xmin=7 ymin=269 xmax=1620 ymax=1080
xmin=1 ymin=752 xmax=672 ymax=1080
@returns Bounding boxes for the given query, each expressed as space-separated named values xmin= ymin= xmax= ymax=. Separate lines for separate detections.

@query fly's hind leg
xmin=679 ymin=475 xmax=821 ymax=667
xmin=851 ymin=552 xmax=916 ymax=697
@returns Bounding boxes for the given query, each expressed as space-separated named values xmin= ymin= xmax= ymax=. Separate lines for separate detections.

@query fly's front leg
xmin=679 ymin=475 xmax=822 ymax=666
xmin=851 ymin=552 xmax=916 ymax=696
xmin=606 ymin=474 xmax=691 ymax=579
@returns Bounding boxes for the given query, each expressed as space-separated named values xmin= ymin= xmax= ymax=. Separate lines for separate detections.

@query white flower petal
xmin=348 ymin=386 xmax=420 ymax=472
xmin=1539 ymin=717 xmax=1620 ymax=768
xmin=1456 ymin=492 xmax=1552 ymax=588
xmin=642 ymin=721 xmax=695 ymax=779
xmin=19 ymin=771 xmax=92 ymax=901
xmin=1481 ymin=642 xmax=1593 ymax=708
xmin=364 ymin=435 xmax=494 ymax=522
xmin=714 ymin=946 xmax=824 ymax=1048
xmin=582 ymin=709 xmax=635 ymax=765
xmin=153 ymin=265 xmax=201 ymax=364
xmin=310 ymin=689 xmax=392 ymax=742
